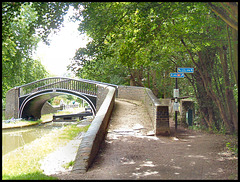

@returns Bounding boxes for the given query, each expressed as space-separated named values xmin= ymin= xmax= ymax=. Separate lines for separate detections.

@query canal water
xmin=2 ymin=122 xmax=74 ymax=156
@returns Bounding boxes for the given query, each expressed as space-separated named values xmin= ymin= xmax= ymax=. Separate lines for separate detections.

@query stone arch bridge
xmin=5 ymin=77 xmax=117 ymax=120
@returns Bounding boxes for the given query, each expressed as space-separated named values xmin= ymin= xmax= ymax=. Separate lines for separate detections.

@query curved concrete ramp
xmin=72 ymin=85 xmax=171 ymax=173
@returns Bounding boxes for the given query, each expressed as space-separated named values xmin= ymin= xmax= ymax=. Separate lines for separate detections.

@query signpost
xmin=170 ymin=67 xmax=194 ymax=132
xmin=170 ymin=73 xmax=185 ymax=78
xmin=173 ymin=89 xmax=179 ymax=98
xmin=177 ymin=68 xmax=194 ymax=73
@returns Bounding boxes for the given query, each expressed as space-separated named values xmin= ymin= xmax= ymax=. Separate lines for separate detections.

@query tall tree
xmin=2 ymin=2 xmax=71 ymax=105
xmin=69 ymin=2 xmax=238 ymax=133
xmin=207 ymin=2 xmax=238 ymax=88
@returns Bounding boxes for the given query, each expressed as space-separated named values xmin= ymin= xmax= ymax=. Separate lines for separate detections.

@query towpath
xmin=52 ymin=98 xmax=238 ymax=180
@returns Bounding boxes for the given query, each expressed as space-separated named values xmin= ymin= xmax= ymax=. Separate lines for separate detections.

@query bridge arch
xmin=5 ymin=77 xmax=118 ymax=120
xmin=19 ymin=89 xmax=97 ymax=120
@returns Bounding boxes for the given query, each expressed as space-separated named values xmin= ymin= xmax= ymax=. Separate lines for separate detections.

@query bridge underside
xmin=19 ymin=89 xmax=97 ymax=120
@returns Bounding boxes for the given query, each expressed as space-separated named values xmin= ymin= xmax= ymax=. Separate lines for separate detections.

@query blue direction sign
xmin=177 ymin=68 xmax=194 ymax=73
xmin=170 ymin=73 xmax=185 ymax=78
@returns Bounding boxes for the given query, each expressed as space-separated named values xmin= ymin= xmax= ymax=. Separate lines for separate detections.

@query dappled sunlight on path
xmin=52 ymin=98 xmax=238 ymax=180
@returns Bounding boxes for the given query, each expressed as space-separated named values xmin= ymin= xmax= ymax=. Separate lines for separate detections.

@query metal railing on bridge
xmin=18 ymin=77 xmax=98 ymax=97
xmin=17 ymin=77 xmax=118 ymax=98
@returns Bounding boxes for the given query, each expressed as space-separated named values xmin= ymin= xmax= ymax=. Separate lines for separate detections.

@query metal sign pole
xmin=170 ymin=67 xmax=194 ymax=133
xmin=175 ymin=67 xmax=178 ymax=132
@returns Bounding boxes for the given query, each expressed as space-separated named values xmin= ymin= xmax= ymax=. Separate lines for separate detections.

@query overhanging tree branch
xmin=207 ymin=2 xmax=238 ymax=31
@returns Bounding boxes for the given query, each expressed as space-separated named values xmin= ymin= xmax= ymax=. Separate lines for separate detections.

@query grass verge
xmin=2 ymin=124 xmax=90 ymax=180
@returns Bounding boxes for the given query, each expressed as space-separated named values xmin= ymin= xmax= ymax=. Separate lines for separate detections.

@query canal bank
xmin=2 ymin=119 xmax=92 ymax=180
xmin=2 ymin=119 xmax=52 ymax=129
xmin=2 ymin=106 xmax=86 ymax=130
xmin=2 ymin=109 xmax=93 ymax=180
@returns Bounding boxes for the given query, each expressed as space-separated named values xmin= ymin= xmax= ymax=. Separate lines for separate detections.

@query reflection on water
xmin=2 ymin=122 xmax=74 ymax=156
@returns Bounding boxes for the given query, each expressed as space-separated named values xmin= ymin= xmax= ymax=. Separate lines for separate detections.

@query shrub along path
xmin=52 ymin=99 xmax=238 ymax=180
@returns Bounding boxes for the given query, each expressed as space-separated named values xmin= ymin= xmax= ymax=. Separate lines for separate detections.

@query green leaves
xmin=2 ymin=2 xmax=71 ymax=102
xmin=70 ymin=2 xmax=236 ymax=91
xmin=67 ymin=2 xmax=239 ymax=132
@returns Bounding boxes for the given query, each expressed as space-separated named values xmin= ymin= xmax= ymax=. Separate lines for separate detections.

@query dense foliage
xmin=68 ymin=2 xmax=238 ymax=133
xmin=2 ymin=2 xmax=238 ymax=134
xmin=2 ymin=2 xmax=70 ymax=105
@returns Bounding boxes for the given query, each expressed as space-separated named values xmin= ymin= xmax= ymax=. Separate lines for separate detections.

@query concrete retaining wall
xmin=117 ymin=85 xmax=146 ymax=101
xmin=73 ymin=85 xmax=116 ymax=173
xmin=41 ymin=102 xmax=62 ymax=115
xmin=144 ymin=89 xmax=170 ymax=135
xmin=118 ymin=85 xmax=170 ymax=135
xmin=95 ymin=84 xmax=110 ymax=112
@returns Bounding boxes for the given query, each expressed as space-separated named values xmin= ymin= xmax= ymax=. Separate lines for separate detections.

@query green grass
xmin=2 ymin=124 xmax=90 ymax=180
xmin=59 ymin=124 xmax=89 ymax=140
xmin=2 ymin=172 xmax=57 ymax=180
xmin=62 ymin=160 xmax=75 ymax=169
xmin=226 ymin=142 xmax=238 ymax=156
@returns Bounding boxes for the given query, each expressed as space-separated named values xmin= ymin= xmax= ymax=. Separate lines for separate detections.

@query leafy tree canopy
xmin=2 ymin=2 xmax=71 ymax=104
xmin=68 ymin=2 xmax=238 ymax=133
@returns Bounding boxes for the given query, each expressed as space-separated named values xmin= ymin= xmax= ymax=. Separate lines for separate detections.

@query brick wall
xmin=5 ymin=87 xmax=20 ymax=119
xmin=144 ymin=88 xmax=170 ymax=135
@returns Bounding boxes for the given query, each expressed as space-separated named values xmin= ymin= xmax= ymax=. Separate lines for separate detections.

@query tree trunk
xmin=194 ymin=70 xmax=213 ymax=129
xmin=150 ymin=69 xmax=159 ymax=97
xmin=198 ymin=50 xmax=235 ymax=133
xmin=226 ymin=25 xmax=238 ymax=87
xmin=147 ymin=68 xmax=150 ymax=88
xmin=181 ymin=39 xmax=236 ymax=133
xmin=219 ymin=45 xmax=238 ymax=133
xmin=129 ymin=68 xmax=144 ymax=87
xmin=129 ymin=74 xmax=135 ymax=86
xmin=232 ymin=28 xmax=238 ymax=87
